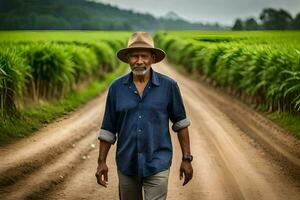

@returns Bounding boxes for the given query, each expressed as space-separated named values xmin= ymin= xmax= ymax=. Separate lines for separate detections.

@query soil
xmin=0 ymin=60 xmax=299 ymax=200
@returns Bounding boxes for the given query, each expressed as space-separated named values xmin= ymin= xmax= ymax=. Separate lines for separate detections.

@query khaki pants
xmin=117 ymin=169 xmax=170 ymax=200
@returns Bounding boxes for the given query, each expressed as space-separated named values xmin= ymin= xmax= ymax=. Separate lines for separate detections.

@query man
xmin=95 ymin=32 xmax=193 ymax=200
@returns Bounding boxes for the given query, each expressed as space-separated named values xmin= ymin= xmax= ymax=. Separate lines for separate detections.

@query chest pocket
xmin=143 ymin=97 xmax=168 ymax=124
xmin=115 ymin=90 xmax=138 ymax=113
xmin=149 ymin=100 xmax=167 ymax=111
xmin=116 ymin=99 xmax=137 ymax=113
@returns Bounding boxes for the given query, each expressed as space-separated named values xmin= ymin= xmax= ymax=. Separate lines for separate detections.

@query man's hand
xmin=95 ymin=162 xmax=109 ymax=187
xmin=179 ymin=160 xmax=193 ymax=186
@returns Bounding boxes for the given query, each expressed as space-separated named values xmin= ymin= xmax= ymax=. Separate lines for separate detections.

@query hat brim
xmin=117 ymin=47 xmax=166 ymax=64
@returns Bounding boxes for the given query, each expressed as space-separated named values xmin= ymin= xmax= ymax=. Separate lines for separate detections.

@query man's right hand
xmin=95 ymin=162 xmax=108 ymax=187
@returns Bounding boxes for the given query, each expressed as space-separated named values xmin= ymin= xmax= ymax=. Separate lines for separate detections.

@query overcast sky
xmin=94 ymin=0 xmax=300 ymax=25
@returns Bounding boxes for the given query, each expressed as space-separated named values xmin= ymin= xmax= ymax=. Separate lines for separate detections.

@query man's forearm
xmin=98 ymin=140 xmax=112 ymax=164
xmin=177 ymin=127 xmax=191 ymax=156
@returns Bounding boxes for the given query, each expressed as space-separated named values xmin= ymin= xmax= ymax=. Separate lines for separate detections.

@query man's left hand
xmin=179 ymin=161 xmax=193 ymax=186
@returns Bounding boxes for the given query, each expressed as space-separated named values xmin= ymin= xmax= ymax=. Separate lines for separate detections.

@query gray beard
xmin=132 ymin=65 xmax=150 ymax=76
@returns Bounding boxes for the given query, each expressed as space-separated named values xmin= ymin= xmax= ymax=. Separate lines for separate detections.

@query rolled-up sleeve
xmin=168 ymin=81 xmax=191 ymax=132
xmin=98 ymin=86 xmax=117 ymax=144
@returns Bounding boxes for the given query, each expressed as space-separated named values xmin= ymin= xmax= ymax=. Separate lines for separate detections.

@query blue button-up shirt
xmin=98 ymin=67 xmax=190 ymax=177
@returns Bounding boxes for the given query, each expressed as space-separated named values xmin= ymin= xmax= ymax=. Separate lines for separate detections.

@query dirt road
xmin=0 ymin=60 xmax=299 ymax=200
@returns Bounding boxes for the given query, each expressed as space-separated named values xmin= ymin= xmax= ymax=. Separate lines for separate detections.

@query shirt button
xmin=138 ymin=129 xmax=142 ymax=132
xmin=134 ymin=91 xmax=138 ymax=94
xmin=138 ymin=115 xmax=142 ymax=119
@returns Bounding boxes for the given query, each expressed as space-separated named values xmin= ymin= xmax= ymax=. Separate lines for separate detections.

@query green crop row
xmin=0 ymin=32 xmax=128 ymax=117
xmin=154 ymin=31 xmax=300 ymax=114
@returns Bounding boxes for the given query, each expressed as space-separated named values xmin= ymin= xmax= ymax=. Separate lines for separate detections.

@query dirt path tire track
xmin=0 ymin=94 xmax=108 ymax=199
xmin=158 ymin=63 xmax=289 ymax=199
xmin=0 ymin=61 xmax=299 ymax=200
xmin=0 ymin=123 xmax=97 ymax=188
xmin=1 ymin=130 xmax=97 ymax=200
xmin=165 ymin=61 xmax=300 ymax=179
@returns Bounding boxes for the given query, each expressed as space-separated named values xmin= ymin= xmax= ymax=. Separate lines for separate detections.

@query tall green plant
xmin=0 ymin=49 xmax=29 ymax=116
xmin=22 ymin=42 xmax=74 ymax=100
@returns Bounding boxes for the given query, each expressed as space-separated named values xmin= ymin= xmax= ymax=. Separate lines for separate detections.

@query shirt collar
xmin=122 ymin=67 xmax=160 ymax=87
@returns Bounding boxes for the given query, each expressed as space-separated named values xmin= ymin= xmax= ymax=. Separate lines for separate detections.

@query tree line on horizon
xmin=1 ymin=0 xmax=298 ymax=31
xmin=232 ymin=8 xmax=300 ymax=30
xmin=0 ymin=0 xmax=221 ymax=31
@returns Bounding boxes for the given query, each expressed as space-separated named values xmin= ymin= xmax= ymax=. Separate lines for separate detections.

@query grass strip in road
xmin=268 ymin=112 xmax=300 ymax=139
xmin=0 ymin=64 xmax=128 ymax=146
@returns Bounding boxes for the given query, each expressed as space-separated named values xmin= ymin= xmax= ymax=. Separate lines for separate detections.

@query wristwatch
xmin=182 ymin=154 xmax=193 ymax=162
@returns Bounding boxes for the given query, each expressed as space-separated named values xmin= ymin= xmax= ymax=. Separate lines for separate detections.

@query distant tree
xmin=80 ymin=20 xmax=99 ymax=30
xmin=0 ymin=0 xmax=23 ymax=12
xmin=213 ymin=22 xmax=221 ymax=29
xmin=290 ymin=13 xmax=300 ymax=30
xmin=0 ymin=14 xmax=29 ymax=29
xmin=232 ymin=19 xmax=244 ymax=30
xmin=244 ymin=18 xmax=260 ymax=30
xmin=34 ymin=15 xmax=71 ymax=30
xmin=259 ymin=8 xmax=293 ymax=30
xmin=0 ymin=0 xmax=224 ymax=30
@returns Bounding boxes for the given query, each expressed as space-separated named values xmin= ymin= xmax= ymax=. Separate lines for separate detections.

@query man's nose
xmin=136 ymin=56 xmax=143 ymax=64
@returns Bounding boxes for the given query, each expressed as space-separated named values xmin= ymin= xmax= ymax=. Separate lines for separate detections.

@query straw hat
xmin=117 ymin=32 xmax=166 ymax=63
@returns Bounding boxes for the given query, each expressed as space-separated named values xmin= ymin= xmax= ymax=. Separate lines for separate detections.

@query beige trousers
xmin=117 ymin=168 xmax=170 ymax=200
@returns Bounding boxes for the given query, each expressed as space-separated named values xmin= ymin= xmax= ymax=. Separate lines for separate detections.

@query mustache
xmin=132 ymin=64 xmax=147 ymax=70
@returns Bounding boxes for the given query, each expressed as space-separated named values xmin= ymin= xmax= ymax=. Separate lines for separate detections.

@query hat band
xmin=128 ymin=42 xmax=154 ymax=49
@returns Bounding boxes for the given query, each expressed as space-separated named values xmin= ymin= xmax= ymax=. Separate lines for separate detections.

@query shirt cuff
xmin=98 ymin=129 xmax=117 ymax=144
xmin=172 ymin=118 xmax=191 ymax=132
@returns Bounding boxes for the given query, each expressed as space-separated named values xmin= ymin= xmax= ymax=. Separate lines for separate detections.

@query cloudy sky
xmin=94 ymin=0 xmax=300 ymax=25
